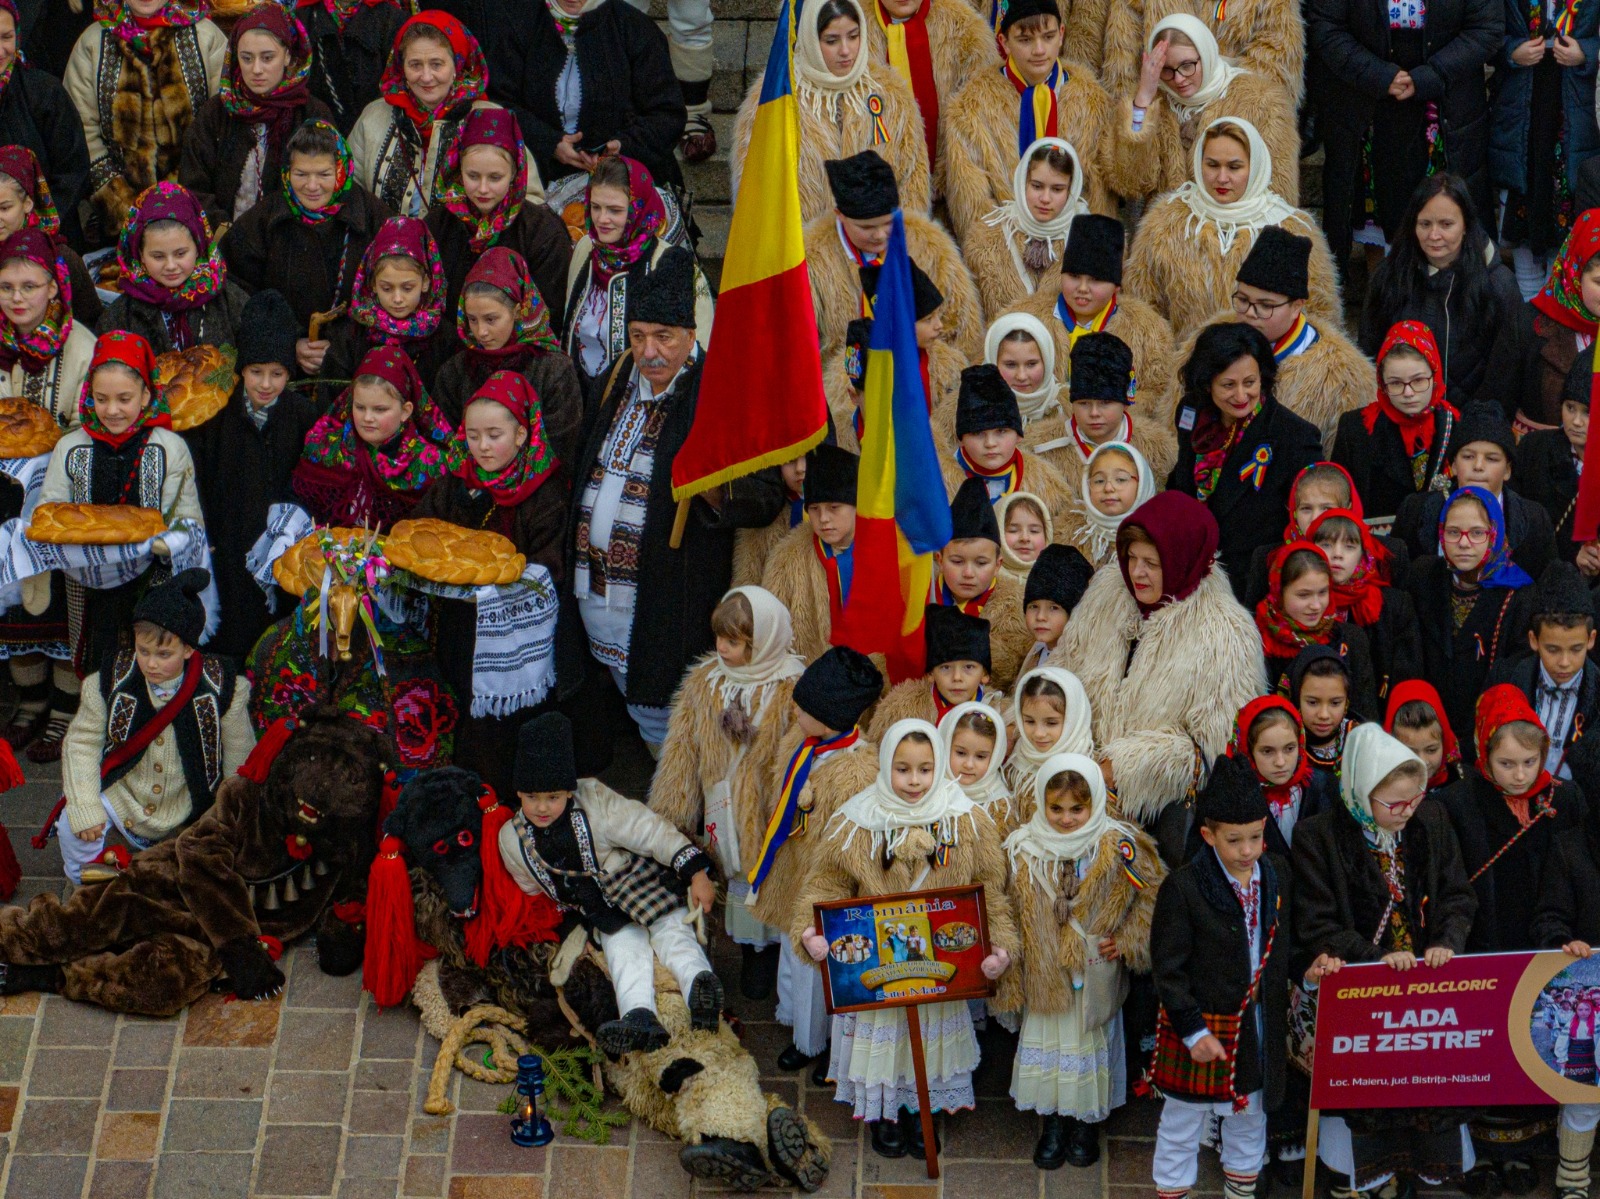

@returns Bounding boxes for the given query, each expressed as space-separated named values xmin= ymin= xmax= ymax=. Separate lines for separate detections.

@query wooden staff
xmin=905 ymin=1004 xmax=940 ymax=1179
xmin=1302 ymin=1108 xmax=1320 ymax=1199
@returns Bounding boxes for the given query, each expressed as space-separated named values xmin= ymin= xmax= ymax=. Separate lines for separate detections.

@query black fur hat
xmin=793 ymin=646 xmax=882 ymax=733
xmin=1060 ymin=214 xmax=1124 ymax=285
xmin=1197 ymin=753 xmax=1270 ymax=826
xmin=825 ymin=152 xmax=900 ymax=220
xmin=948 ymin=477 xmax=1001 ymax=544
xmin=1451 ymin=403 xmax=1517 ymax=465
xmin=132 ymin=568 xmax=210 ymax=647
xmin=626 ymin=244 xmax=697 ymax=328
xmin=1235 ymin=225 xmax=1312 ymax=301
xmin=1564 ymin=343 xmax=1597 ymax=409
xmin=923 ymin=604 xmax=991 ymax=672
xmin=956 ymin=364 xmax=1023 ymax=436
xmin=999 ymin=0 xmax=1060 ymax=32
xmin=236 ymin=289 xmax=298 ymax=371
xmin=515 ymin=712 xmax=578 ymax=794
xmin=805 ymin=443 xmax=859 ymax=507
xmin=845 ymin=317 xmax=873 ymax=390
xmin=1069 ymin=332 xmax=1135 ymax=404
xmin=859 ymin=260 xmax=944 ymax=320
xmin=1024 ymin=543 xmax=1094 ymax=614
xmin=1533 ymin=560 xmax=1596 ymax=623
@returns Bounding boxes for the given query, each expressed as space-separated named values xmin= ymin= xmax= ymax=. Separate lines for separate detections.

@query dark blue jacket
xmin=1489 ymin=0 xmax=1600 ymax=193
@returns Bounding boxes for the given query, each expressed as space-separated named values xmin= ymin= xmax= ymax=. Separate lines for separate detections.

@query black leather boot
xmin=869 ymin=1117 xmax=906 ymax=1158
xmin=1064 ymin=1116 xmax=1100 ymax=1167
xmin=1033 ymin=1114 xmax=1070 ymax=1169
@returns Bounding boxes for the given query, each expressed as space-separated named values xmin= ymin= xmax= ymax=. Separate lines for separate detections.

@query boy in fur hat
xmin=933 ymin=478 xmax=1032 ymax=689
xmin=868 ymin=605 xmax=995 ymax=739
xmin=1008 ymin=215 xmax=1178 ymax=480
xmin=502 ymin=712 xmax=722 ymax=1056
xmin=761 ymin=445 xmax=860 ymax=664
xmin=58 ymin=569 xmax=257 ymax=884
xmin=1032 ymin=331 xmax=1151 ymax=486
xmin=943 ymin=0 xmax=1125 ymax=241
xmin=941 ymin=364 xmax=1075 ymax=531
xmin=1021 ymin=542 xmax=1093 ymax=675
xmin=750 ymin=646 xmax=882 ymax=1082
xmin=808 ymin=153 xmax=983 ymax=366
xmin=732 ymin=456 xmax=809 ymax=587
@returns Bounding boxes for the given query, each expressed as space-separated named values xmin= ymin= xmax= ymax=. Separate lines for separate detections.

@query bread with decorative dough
xmin=0 ymin=399 xmax=63 ymax=459
xmin=27 ymin=502 xmax=166 ymax=545
xmin=384 ymin=518 xmax=526 ymax=586
xmin=159 ymin=344 xmax=238 ymax=432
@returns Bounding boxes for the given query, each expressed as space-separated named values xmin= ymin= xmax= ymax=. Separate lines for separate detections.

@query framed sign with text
xmin=813 ymin=884 xmax=993 ymax=1015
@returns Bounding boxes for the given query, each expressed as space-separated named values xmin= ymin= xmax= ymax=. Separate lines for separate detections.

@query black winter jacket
xmin=302 ymin=0 xmax=409 ymax=135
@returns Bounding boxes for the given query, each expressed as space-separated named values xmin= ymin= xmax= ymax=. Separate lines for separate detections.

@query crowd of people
xmin=2 ymin=0 xmax=1600 ymax=1191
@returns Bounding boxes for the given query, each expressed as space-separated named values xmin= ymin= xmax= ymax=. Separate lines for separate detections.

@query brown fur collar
xmin=100 ymin=28 xmax=200 ymax=231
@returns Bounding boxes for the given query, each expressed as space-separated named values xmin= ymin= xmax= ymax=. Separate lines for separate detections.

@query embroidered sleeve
xmin=671 ymin=843 xmax=713 ymax=885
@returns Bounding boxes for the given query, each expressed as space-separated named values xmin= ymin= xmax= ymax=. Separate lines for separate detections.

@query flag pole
xmin=668 ymin=497 xmax=691 ymax=550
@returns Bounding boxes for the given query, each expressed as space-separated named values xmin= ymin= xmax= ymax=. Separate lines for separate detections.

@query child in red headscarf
xmin=1255 ymin=541 xmax=1380 ymax=715
xmin=1383 ymin=679 xmax=1464 ymax=795
xmin=1307 ymin=507 xmax=1421 ymax=699
xmin=1527 ymin=209 xmax=1600 ymax=433
xmin=323 ymin=214 xmax=452 ymax=389
xmin=1187 ymin=695 xmax=1320 ymax=863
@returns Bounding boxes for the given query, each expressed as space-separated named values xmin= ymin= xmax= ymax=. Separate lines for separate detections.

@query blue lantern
xmin=510 ymin=1054 xmax=554 ymax=1147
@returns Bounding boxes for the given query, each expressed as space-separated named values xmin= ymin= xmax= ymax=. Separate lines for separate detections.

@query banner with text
xmin=1309 ymin=950 xmax=1600 ymax=1108
xmin=814 ymin=885 xmax=992 ymax=1014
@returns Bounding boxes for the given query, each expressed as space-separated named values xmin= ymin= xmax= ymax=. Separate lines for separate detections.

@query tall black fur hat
xmin=793 ymin=647 xmax=883 ymax=732
xmin=1564 ymin=343 xmax=1597 ymax=409
xmin=949 ymin=477 xmax=1001 ymax=544
xmin=924 ymin=605 xmax=991 ymax=672
xmin=1060 ymin=214 xmax=1124 ymax=285
xmin=1197 ymin=753 xmax=1270 ymax=825
xmin=1533 ymin=560 xmax=1596 ymax=623
xmin=805 ymin=443 xmax=859 ymax=507
xmin=1235 ymin=226 xmax=1312 ymax=301
xmin=236 ymin=289 xmax=298 ymax=371
xmin=1024 ymin=543 xmax=1094 ymax=614
xmin=132 ymin=568 xmax=210 ymax=647
xmin=845 ymin=318 xmax=873 ymax=390
xmin=1451 ymin=403 xmax=1516 ymax=464
xmin=999 ymin=0 xmax=1060 ymax=32
xmin=859 ymin=261 xmax=944 ymax=320
xmin=1069 ymin=333 xmax=1136 ymax=404
xmin=516 ymin=712 xmax=578 ymax=794
xmin=825 ymin=152 xmax=900 ymax=220
xmin=956 ymin=364 xmax=1023 ymax=436
xmin=625 ymin=244 xmax=696 ymax=328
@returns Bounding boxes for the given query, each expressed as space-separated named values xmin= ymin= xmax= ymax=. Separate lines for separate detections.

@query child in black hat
xmin=57 ymin=568 xmax=257 ymax=884
xmin=500 ymin=711 xmax=722 ymax=1055
xmin=760 ymin=444 xmax=859 ymax=663
xmin=933 ymin=477 xmax=1033 ymax=688
xmin=868 ymin=604 xmax=994 ymax=739
xmin=942 ymin=364 xmax=1074 ymax=530
xmin=1020 ymin=542 xmax=1093 ymax=675
xmin=189 ymin=289 xmax=320 ymax=659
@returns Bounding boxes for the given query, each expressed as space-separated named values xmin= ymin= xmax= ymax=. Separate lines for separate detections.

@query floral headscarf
xmin=79 ymin=330 xmax=171 ymax=448
xmin=450 ymin=370 xmax=558 ymax=506
xmin=1384 ymin=678 xmax=1461 ymax=789
xmin=0 ymin=228 xmax=71 ymax=374
xmin=294 ymin=0 xmax=391 ymax=31
xmin=349 ymin=216 xmax=446 ymax=342
xmin=219 ymin=5 xmax=313 ymax=163
xmin=1306 ymin=506 xmax=1389 ymax=626
xmin=379 ymin=11 xmax=487 ymax=131
xmin=0 ymin=146 xmax=59 ymax=240
xmin=94 ymin=0 xmax=206 ymax=54
xmin=0 ymin=0 xmax=21 ymax=96
xmin=1474 ymin=684 xmax=1554 ymax=819
xmin=1228 ymin=695 xmax=1312 ymax=819
xmin=1536 ymin=208 xmax=1600 ymax=337
xmin=587 ymin=157 xmax=666 ymax=285
xmin=436 ymin=108 xmax=528 ymax=253
xmin=1255 ymin=540 xmax=1339 ymax=657
xmin=1439 ymin=485 xmax=1532 ymax=590
xmin=456 ymin=246 xmax=560 ymax=358
xmin=298 ymin=344 xmax=452 ymax=495
xmin=115 ymin=183 xmax=226 ymax=312
xmin=281 ymin=120 xmax=355 ymax=224
xmin=1362 ymin=321 xmax=1458 ymax=457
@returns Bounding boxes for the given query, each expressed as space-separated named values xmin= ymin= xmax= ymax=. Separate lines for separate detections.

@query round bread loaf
xmin=385 ymin=518 xmax=526 ymax=587
xmin=160 ymin=345 xmax=238 ymax=432
xmin=0 ymin=399 xmax=63 ymax=459
xmin=27 ymin=503 xmax=165 ymax=545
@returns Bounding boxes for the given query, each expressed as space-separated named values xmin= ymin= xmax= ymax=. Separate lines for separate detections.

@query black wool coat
xmin=0 ymin=65 xmax=90 ymax=247
xmin=425 ymin=201 xmax=573 ymax=337
xmin=555 ymin=352 xmax=784 ymax=709
xmin=1330 ymin=405 xmax=1459 ymax=526
xmin=1442 ymin=770 xmax=1586 ymax=952
xmin=1514 ymin=428 xmax=1582 ymax=562
xmin=1167 ymin=395 xmax=1324 ymax=600
xmin=432 ymin=347 xmax=586 ymax=469
xmin=302 ymin=0 xmax=410 ymax=135
xmin=178 ymin=95 xmax=337 ymax=232
xmin=1392 ymin=486 xmax=1557 ymax=582
xmin=1151 ymin=848 xmax=1293 ymax=1109
xmin=1530 ymin=803 xmax=1600 ymax=947
xmin=97 ymin=283 xmax=251 ymax=355
xmin=1487 ymin=654 xmax=1600 ymax=808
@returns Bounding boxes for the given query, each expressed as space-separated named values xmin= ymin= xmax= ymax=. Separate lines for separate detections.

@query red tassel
xmin=238 ymin=718 xmax=296 ymax=784
xmin=31 ymin=796 xmax=65 ymax=849
xmin=257 ymin=935 xmax=284 ymax=961
xmin=360 ymin=834 xmax=436 ymax=1007
xmin=463 ymin=787 xmax=562 ymax=967
xmin=285 ymin=835 xmax=312 ymax=862
xmin=0 ymin=740 xmax=22 ymax=792
xmin=375 ymin=770 xmax=401 ymax=840
xmin=0 ymin=822 xmax=21 ymax=901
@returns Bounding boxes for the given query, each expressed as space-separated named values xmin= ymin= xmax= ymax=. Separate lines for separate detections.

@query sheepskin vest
xmin=90 ymin=25 xmax=210 ymax=206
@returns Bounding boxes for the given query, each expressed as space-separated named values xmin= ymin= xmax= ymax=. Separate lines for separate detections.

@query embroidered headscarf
xmin=1003 ymin=665 xmax=1094 ymax=799
xmin=218 ymin=5 xmax=313 ymax=163
xmin=349 ymin=216 xmax=447 ymax=342
xmin=1229 ymin=695 xmax=1312 ymax=819
xmin=457 ymin=246 xmax=561 ymax=359
xmin=436 ymin=108 xmax=529 ymax=254
xmin=1439 ymin=486 xmax=1532 ymax=590
xmin=281 ymin=120 xmax=355 ymax=224
xmin=79 ymin=330 xmax=171 ymax=448
xmin=295 ymin=0 xmax=392 ymax=30
xmin=1383 ymin=678 xmax=1461 ymax=789
xmin=708 ymin=585 xmax=805 ymax=715
xmin=0 ymin=0 xmax=21 ymax=96
xmin=1536 ymin=208 xmax=1600 ymax=338
xmin=379 ymin=11 xmax=487 ymax=131
xmin=1361 ymin=321 xmax=1457 ymax=457
xmin=1148 ymin=14 xmax=1244 ymax=121
xmin=450 ymin=369 xmax=558 ymax=505
xmin=1307 ymin=507 xmax=1389 ymax=625
xmin=1341 ymin=721 xmax=1425 ymax=853
xmin=299 ymin=344 xmax=452 ymax=489
xmin=0 ymin=146 xmax=59 ymax=240
xmin=115 ymin=183 xmax=226 ymax=312
xmin=981 ymin=138 xmax=1088 ymax=291
xmin=834 ymin=718 xmax=977 ymax=859
xmin=0 ymin=228 xmax=71 ymax=374
xmin=586 ymin=157 xmax=666 ymax=286
xmin=938 ymin=700 xmax=1010 ymax=811
xmin=1176 ymin=117 xmax=1296 ymax=256
xmin=1005 ymin=753 xmax=1134 ymax=889
xmin=1474 ymin=684 xmax=1554 ymax=820
xmin=984 ymin=312 xmax=1062 ymax=427
xmin=94 ymin=0 xmax=205 ymax=55
xmin=794 ymin=0 xmax=875 ymax=120
xmin=1117 ymin=490 xmax=1220 ymax=615
xmin=1256 ymin=540 xmax=1339 ymax=657
xmin=1080 ymin=440 xmax=1156 ymax=564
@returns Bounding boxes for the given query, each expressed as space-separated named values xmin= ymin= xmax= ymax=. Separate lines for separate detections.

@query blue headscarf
xmin=1438 ymin=486 xmax=1532 ymax=590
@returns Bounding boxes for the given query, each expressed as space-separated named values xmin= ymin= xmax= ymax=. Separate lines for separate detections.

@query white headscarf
xmin=1079 ymin=441 xmax=1157 ymax=565
xmin=709 ymin=586 xmax=805 ymax=717
xmin=1148 ymin=15 xmax=1244 ymax=122
xmin=938 ymin=700 xmax=1011 ymax=812
xmin=1176 ymin=116 xmax=1296 ymax=256
xmin=836 ymin=718 xmax=976 ymax=858
xmin=1339 ymin=722 xmax=1426 ymax=854
xmin=794 ymin=0 xmax=875 ymax=120
xmin=980 ymin=137 xmax=1089 ymax=294
xmin=984 ymin=312 xmax=1063 ymax=426
xmin=995 ymin=490 xmax=1054 ymax=578
xmin=1004 ymin=752 xmax=1135 ymax=895
xmin=1003 ymin=666 xmax=1094 ymax=797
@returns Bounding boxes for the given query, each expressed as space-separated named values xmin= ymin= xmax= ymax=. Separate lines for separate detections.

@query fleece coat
xmin=731 ymin=508 xmax=804 ymax=589
xmin=865 ymin=680 xmax=1000 ymax=744
xmin=938 ymin=447 xmax=1076 ymax=536
xmin=1101 ymin=0 xmax=1305 ymax=104
xmin=931 ymin=569 xmax=1032 ymax=691
xmin=730 ymin=64 xmax=931 ymax=228
xmin=760 ymin=526 xmax=845 ymax=666
xmin=961 ymin=210 xmax=1076 ymax=320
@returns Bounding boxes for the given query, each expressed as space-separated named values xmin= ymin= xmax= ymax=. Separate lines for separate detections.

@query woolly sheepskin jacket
xmin=938 ymin=450 xmax=1076 ymax=536
xmin=1100 ymin=0 xmax=1305 ymax=105
xmin=961 ymin=212 xmax=1064 ymax=321
xmin=731 ymin=512 xmax=800 ymax=589
xmin=949 ymin=571 xmax=1032 ymax=692
xmin=760 ymin=525 xmax=844 ymax=666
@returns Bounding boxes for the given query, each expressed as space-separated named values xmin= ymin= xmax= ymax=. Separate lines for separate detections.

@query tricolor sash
xmin=1271 ymin=314 xmax=1318 ymax=363
xmin=747 ymin=727 xmax=862 ymax=892
xmin=1004 ymin=58 xmax=1060 ymax=156
xmin=933 ymin=578 xmax=996 ymax=616
xmin=954 ymin=446 xmax=1024 ymax=501
xmin=876 ymin=0 xmax=939 ymax=168
xmin=814 ymin=534 xmax=855 ymax=626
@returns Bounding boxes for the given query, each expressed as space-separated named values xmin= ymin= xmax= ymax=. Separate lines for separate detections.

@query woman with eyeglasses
xmin=1292 ymin=720 xmax=1477 ymax=1199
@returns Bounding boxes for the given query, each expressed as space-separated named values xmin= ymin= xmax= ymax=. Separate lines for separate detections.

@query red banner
xmin=1310 ymin=950 xmax=1600 ymax=1109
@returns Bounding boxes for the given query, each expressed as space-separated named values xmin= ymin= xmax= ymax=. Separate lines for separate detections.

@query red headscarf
xmin=1474 ymin=683 xmax=1554 ymax=823
xmin=1362 ymin=321 xmax=1459 ymax=457
xmin=1281 ymin=461 xmax=1361 ymax=545
xmin=1383 ymin=679 xmax=1460 ymax=789
xmin=218 ymin=5 xmax=313 ymax=163
xmin=1306 ymin=507 xmax=1389 ymax=625
xmin=379 ymin=12 xmax=487 ymax=132
xmin=450 ymin=370 xmax=558 ymax=507
xmin=79 ymin=331 xmax=172 ymax=449
xmin=1116 ymin=490 xmax=1219 ymax=616
xmin=1255 ymin=540 xmax=1339 ymax=657
xmin=1229 ymin=695 xmax=1312 ymax=818
xmin=1535 ymin=208 xmax=1600 ymax=338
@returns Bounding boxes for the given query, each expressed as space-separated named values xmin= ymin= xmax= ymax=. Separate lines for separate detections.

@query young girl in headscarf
xmin=0 ymin=147 xmax=96 ymax=327
xmin=178 ymin=5 xmax=332 ymax=227
xmin=995 ymin=491 xmax=1051 ymax=582
xmin=797 ymin=718 xmax=1017 ymax=1159
xmin=650 ymin=586 xmax=805 ymax=1000
xmin=426 ymin=107 xmax=568 ymax=327
xmin=347 ymin=11 xmax=490 ymax=217
xmin=63 ymin=0 xmax=225 ymax=235
xmin=1206 ymin=696 xmax=1317 ymax=861
xmin=98 ymin=181 xmax=247 ymax=354
xmin=1002 ymin=665 xmax=1093 ymax=817
xmin=432 ymin=246 xmax=582 ymax=466
xmin=1294 ymin=721 xmax=1477 ymax=1198
xmin=1308 ymin=507 xmax=1422 ymax=700
xmin=1383 ymin=678 xmax=1464 ymax=795
xmin=1241 ymin=461 xmax=1367 ymax=605
xmin=1060 ymin=440 xmax=1156 ymax=567
xmin=291 ymin=342 xmax=452 ymax=529
xmin=964 ymin=138 xmax=1089 ymax=317
xmin=1286 ymin=644 xmax=1362 ymax=821
xmin=977 ymin=312 xmax=1066 ymax=454
xmin=1255 ymin=541 xmax=1380 ymax=714
xmin=999 ymin=753 xmax=1163 ymax=1171
xmin=939 ymin=700 xmax=1015 ymax=833
xmin=293 ymin=0 xmax=406 ymax=135
xmin=324 ymin=214 xmax=450 ymax=387
xmin=1525 ymin=211 xmax=1600 ymax=433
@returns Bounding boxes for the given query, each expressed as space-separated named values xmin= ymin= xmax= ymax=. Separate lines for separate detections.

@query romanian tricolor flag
xmin=670 ymin=0 xmax=827 ymax=501
xmin=833 ymin=213 xmax=952 ymax=683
